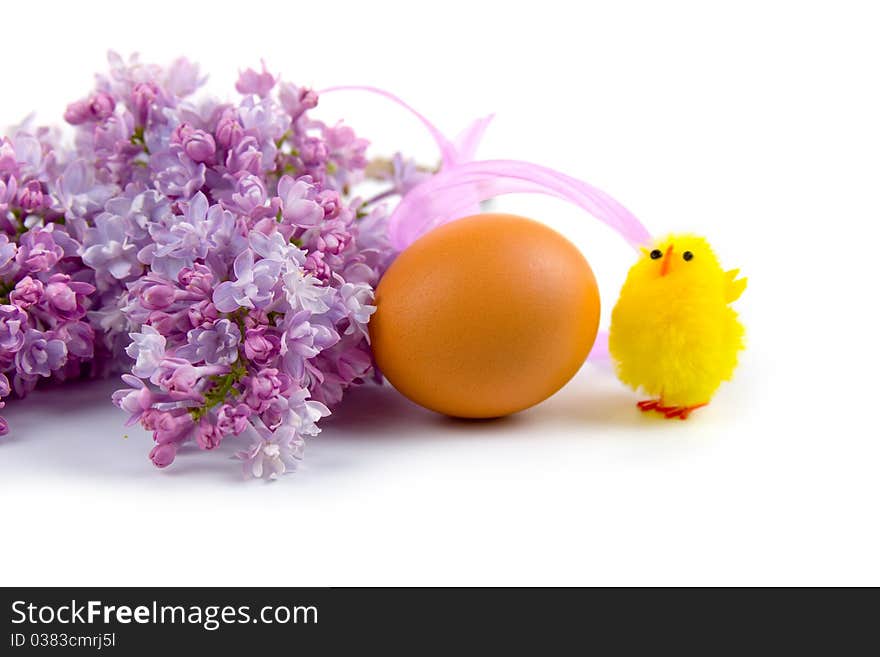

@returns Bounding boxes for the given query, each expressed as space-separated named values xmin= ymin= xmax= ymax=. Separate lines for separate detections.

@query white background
xmin=1 ymin=0 xmax=878 ymax=586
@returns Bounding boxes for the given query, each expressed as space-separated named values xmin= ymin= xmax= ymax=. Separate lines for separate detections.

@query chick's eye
xmin=682 ymin=251 xmax=694 ymax=262
xmin=649 ymin=249 xmax=663 ymax=260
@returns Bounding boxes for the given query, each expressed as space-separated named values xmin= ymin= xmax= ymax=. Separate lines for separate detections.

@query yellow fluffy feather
xmin=608 ymin=234 xmax=746 ymax=419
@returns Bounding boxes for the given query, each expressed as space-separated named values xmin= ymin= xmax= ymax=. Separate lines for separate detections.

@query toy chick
xmin=608 ymin=234 xmax=746 ymax=419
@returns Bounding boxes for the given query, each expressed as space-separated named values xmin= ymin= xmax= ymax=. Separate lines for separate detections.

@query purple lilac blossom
xmin=15 ymin=329 xmax=67 ymax=379
xmin=0 ymin=112 xmax=120 ymax=431
xmin=81 ymin=212 xmax=143 ymax=280
xmin=80 ymin=53 xmax=400 ymax=478
xmin=2 ymin=52 xmax=409 ymax=480
xmin=176 ymin=318 xmax=241 ymax=365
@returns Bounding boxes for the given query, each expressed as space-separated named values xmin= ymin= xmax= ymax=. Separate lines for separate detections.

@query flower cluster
xmin=2 ymin=54 xmax=410 ymax=478
xmin=82 ymin=55 xmax=397 ymax=478
xmin=0 ymin=120 xmax=115 ymax=435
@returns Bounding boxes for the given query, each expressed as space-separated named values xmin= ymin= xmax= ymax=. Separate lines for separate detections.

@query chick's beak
xmin=660 ymin=244 xmax=674 ymax=276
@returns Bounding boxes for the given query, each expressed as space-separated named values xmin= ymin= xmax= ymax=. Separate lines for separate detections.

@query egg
xmin=370 ymin=213 xmax=600 ymax=418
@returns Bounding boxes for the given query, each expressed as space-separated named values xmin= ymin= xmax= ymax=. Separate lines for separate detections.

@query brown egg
xmin=370 ymin=213 xmax=600 ymax=418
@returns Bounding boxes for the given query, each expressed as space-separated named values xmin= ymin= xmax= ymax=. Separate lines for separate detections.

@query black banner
xmin=1 ymin=587 xmax=875 ymax=652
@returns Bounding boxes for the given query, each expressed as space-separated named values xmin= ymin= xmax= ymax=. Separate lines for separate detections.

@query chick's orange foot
xmin=637 ymin=400 xmax=707 ymax=420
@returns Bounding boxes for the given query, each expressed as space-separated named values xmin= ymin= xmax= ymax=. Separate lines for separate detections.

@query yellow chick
xmin=608 ymin=234 xmax=746 ymax=419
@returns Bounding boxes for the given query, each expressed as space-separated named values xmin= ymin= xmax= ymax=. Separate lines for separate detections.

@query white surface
xmin=1 ymin=0 xmax=878 ymax=586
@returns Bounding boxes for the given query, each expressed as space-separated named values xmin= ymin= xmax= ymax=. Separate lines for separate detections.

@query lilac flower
xmin=182 ymin=129 xmax=216 ymax=164
xmin=311 ymin=219 xmax=350 ymax=255
xmin=177 ymin=318 xmax=241 ymax=365
xmin=146 ymin=408 xmax=196 ymax=448
xmin=243 ymin=325 xmax=281 ymax=366
xmin=112 ymin=374 xmax=197 ymax=426
xmin=279 ymin=311 xmax=338 ymax=380
xmin=299 ymin=137 xmax=328 ymax=167
xmin=225 ymin=136 xmax=264 ymax=175
xmin=307 ymin=342 xmax=373 ymax=407
xmin=229 ymin=174 xmax=276 ymax=219
xmin=204 ymin=203 xmax=248 ymax=268
xmin=164 ymin=56 xmax=205 ymax=97
xmin=236 ymin=419 xmax=304 ymax=480
xmin=81 ymin=211 xmax=143 ymax=280
xmin=92 ymin=114 xmax=138 ymax=165
xmin=151 ymin=144 xmax=206 ymax=198
xmin=279 ymin=82 xmax=317 ymax=121
xmin=247 ymin=229 xmax=303 ymax=267
xmin=10 ymin=276 xmax=43 ymax=308
xmin=15 ymin=329 xmax=68 ymax=378
xmin=178 ymin=263 xmax=215 ymax=296
xmin=137 ymin=279 xmax=177 ymax=311
xmin=90 ymin=92 xmax=116 ymax=119
xmin=242 ymin=367 xmax=290 ymax=414
xmin=16 ymin=227 xmax=65 ymax=273
xmin=5 ymin=135 xmax=40 ymax=171
xmin=216 ymin=402 xmax=252 ymax=436
xmin=150 ymin=358 xmax=202 ymax=392
xmin=195 ymin=415 xmax=223 ymax=450
xmin=278 ymin=312 xmax=321 ymax=380
xmin=150 ymin=361 xmax=227 ymax=397
xmin=338 ymin=282 xmax=377 ymax=340
xmin=321 ymin=121 xmax=369 ymax=188
xmin=0 ymin=138 xmax=17 ymax=174
xmin=105 ymin=190 xmax=173 ymax=244
xmin=303 ymin=251 xmax=331 ymax=282
xmin=317 ymin=189 xmax=342 ymax=219
xmin=64 ymin=92 xmax=116 ymax=123
xmin=277 ymin=175 xmax=324 ymax=227
xmin=149 ymin=443 xmax=177 ymax=468
xmin=112 ymin=376 xmax=155 ymax=425
xmin=64 ymin=99 xmax=93 ymax=125
xmin=140 ymin=191 xmax=212 ymax=278
xmin=17 ymin=52 xmax=402 ymax=477
xmin=142 ymin=311 xmax=179 ymax=336
xmin=17 ymin=180 xmax=47 ymax=211
xmin=125 ymin=325 xmax=166 ymax=378
xmin=0 ymin=133 xmax=47 ymax=180
xmin=131 ymin=82 xmax=159 ymax=124
xmin=214 ymin=109 xmax=244 ymax=149
xmin=212 ymin=248 xmax=281 ymax=313
xmin=54 ymin=159 xmax=117 ymax=219
xmin=285 ymin=387 xmax=331 ymax=437
xmin=0 ymin=305 xmax=28 ymax=351
xmin=237 ymin=95 xmax=287 ymax=146
xmin=55 ymin=321 xmax=95 ymax=359
xmin=0 ymin=235 xmax=18 ymax=277
xmin=333 ymin=338 xmax=373 ymax=383
xmin=0 ymin=175 xmax=18 ymax=214
xmin=282 ymin=267 xmax=331 ymax=313
xmin=40 ymin=274 xmax=95 ymax=322
xmin=389 ymin=152 xmax=433 ymax=196
xmin=186 ymin=299 xmax=219 ymax=328
xmin=236 ymin=62 xmax=277 ymax=97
